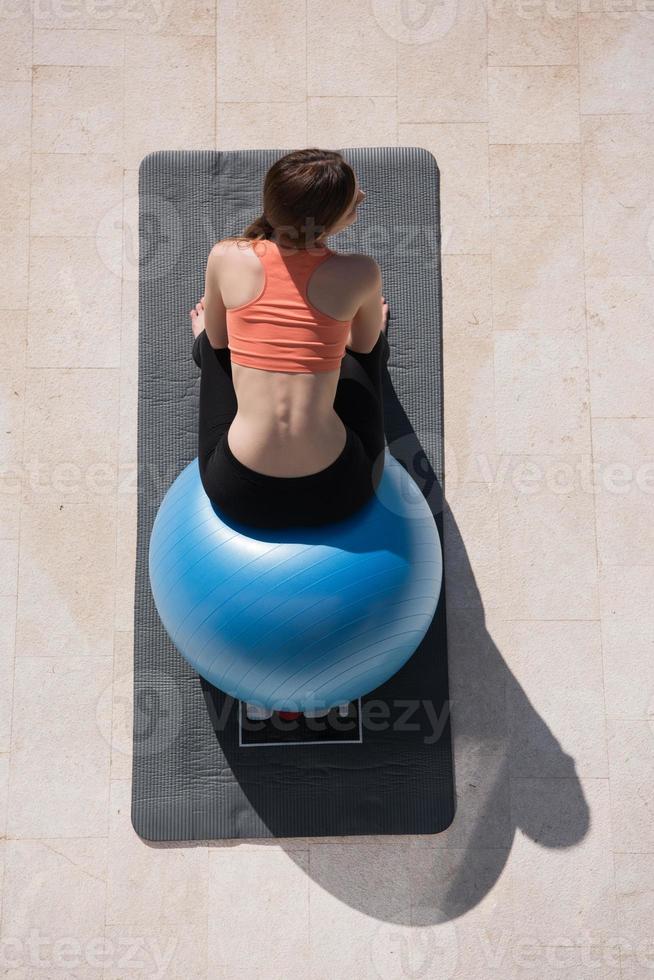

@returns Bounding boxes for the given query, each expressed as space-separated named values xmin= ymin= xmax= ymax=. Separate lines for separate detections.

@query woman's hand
xmin=381 ymin=295 xmax=389 ymax=332
xmin=189 ymin=296 xmax=205 ymax=339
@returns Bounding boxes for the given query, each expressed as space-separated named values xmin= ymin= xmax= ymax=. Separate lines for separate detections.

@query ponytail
xmin=241 ymin=213 xmax=274 ymax=241
xmin=222 ymin=212 xmax=273 ymax=251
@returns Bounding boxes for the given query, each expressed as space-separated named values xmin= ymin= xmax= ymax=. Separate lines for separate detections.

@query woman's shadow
xmin=205 ymin=366 xmax=591 ymax=927
xmin=298 ymin=378 xmax=590 ymax=926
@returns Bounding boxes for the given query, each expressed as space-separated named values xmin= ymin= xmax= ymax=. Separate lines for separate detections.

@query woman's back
xmin=215 ymin=237 xmax=382 ymax=477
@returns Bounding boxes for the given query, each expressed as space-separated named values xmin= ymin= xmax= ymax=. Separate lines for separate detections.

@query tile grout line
xmin=575 ymin=12 xmax=624 ymax=978
xmin=0 ymin=0 xmax=36 ymax=942
xmin=484 ymin=0 xmax=521 ymax=941
xmin=111 ymin=31 xmax=129 ymax=792
xmin=102 ymin=28 xmax=129 ymax=980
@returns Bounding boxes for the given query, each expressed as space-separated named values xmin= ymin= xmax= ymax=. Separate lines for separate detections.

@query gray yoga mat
xmin=132 ymin=147 xmax=454 ymax=840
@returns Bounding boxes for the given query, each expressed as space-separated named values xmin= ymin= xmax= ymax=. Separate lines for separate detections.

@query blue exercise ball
xmin=148 ymin=450 xmax=442 ymax=713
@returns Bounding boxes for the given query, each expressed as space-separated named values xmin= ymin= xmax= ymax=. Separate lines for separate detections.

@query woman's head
xmin=239 ymin=148 xmax=364 ymax=248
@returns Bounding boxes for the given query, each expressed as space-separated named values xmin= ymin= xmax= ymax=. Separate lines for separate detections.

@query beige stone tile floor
xmin=0 ymin=1 xmax=653 ymax=977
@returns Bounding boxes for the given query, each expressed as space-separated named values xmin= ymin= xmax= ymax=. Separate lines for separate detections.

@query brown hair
xmin=227 ymin=148 xmax=356 ymax=249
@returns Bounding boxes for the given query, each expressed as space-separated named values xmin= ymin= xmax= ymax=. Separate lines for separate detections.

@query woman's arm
xmin=346 ymin=259 xmax=388 ymax=353
xmin=201 ymin=243 xmax=229 ymax=349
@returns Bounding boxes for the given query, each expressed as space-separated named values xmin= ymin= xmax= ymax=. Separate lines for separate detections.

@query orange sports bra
xmin=225 ymin=239 xmax=353 ymax=374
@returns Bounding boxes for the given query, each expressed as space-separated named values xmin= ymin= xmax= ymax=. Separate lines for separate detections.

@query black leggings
xmin=192 ymin=329 xmax=390 ymax=530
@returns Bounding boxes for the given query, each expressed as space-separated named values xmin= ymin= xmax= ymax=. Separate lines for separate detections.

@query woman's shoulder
xmin=211 ymin=236 xmax=256 ymax=257
xmin=329 ymin=251 xmax=381 ymax=290
xmin=326 ymin=249 xmax=380 ymax=275
xmin=207 ymin=238 xmax=262 ymax=274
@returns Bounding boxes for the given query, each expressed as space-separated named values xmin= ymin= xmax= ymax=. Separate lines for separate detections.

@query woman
xmin=188 ymin=147 xmax=390 ymax=530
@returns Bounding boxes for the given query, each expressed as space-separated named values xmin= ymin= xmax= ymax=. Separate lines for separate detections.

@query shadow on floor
xmin=140 ymin=364 xmax=590 ymax=929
